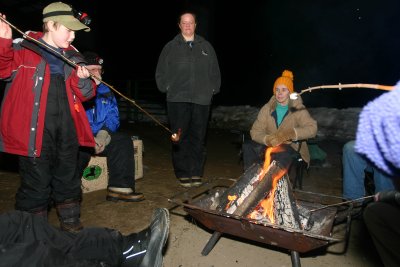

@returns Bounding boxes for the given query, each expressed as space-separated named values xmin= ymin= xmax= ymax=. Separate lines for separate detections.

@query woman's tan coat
xmin=250 ymin=95 xmax=317 ymax=164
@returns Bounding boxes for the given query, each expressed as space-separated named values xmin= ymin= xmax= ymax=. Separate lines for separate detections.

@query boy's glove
xmin=374 ymin=190 xmax=400 ymax=205
xmin=265 ymin=128 xmax=296 ymax=147
xmin=94 ymin=130 xmax=111 ymax=154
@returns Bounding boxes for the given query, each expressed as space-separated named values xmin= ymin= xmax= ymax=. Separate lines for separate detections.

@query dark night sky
xmin=2 ymin=0 xmax=400 ymax=108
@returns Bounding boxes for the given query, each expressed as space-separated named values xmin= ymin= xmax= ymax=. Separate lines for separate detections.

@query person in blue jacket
xmin=78 ymin=51 xmax=144 ymax=202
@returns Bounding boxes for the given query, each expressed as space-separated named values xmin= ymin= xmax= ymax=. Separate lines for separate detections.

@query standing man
xmin=156 ymin=12 xmax=221 ymax=188
xmin=79 ymin=51 xmax=145 ymax=202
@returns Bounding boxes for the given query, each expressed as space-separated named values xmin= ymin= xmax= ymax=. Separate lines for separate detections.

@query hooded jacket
xmin=84 ymin=83 xmax=120 ymax=135
xmin=250 ymin=95 xmax=317 ymax=164
xmin=155 ymin=34 xmax=221 ymax=105
xmin=0 ymin=31 xmax=96 ymax=157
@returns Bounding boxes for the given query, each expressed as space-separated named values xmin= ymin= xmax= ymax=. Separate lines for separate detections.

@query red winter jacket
xmin=0 ymin=31 xmax=96 ymax=157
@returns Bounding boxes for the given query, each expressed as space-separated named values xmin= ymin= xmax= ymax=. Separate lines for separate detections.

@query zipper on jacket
xmin=73 ymin=94 xmax=80 ymax=112
xmin=32 ymin=67 xmax=39 ymax=89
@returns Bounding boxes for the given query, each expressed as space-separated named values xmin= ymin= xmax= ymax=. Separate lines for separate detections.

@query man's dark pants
xmin=167 ymin=102 xmax=210 ymax=178
xmin=78 ymin=132 xmax=135 ymax=189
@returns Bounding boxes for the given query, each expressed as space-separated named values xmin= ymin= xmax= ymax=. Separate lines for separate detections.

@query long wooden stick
xmin=0 ymin=15 xmax=173 ymax=134
xmin=298 ymin=83 xmax=394 ymax=96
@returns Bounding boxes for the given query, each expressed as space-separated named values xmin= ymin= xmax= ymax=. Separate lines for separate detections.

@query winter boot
xmin=32 ymin=209 xmax=48 ymax=220
xmin=27 ymin=205 xmax=49 ymax=220
xmin=56 ymin=199 xmax=83 ymax=234
xmin=121 ymin=208 xmax=170 ymax=267
xmin=107 ymin=187 xmax=145 ymax=202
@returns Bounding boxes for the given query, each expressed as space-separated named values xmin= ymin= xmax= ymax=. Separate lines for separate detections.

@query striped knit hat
xmin=355 ymin=81 xmax=400 ymax=176
xmin=273 ymin=70 xmax=294 ymax=94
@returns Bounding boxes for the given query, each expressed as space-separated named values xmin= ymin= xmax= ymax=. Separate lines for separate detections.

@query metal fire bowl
xmin=181 ymin=183 xmax=340 ymax=254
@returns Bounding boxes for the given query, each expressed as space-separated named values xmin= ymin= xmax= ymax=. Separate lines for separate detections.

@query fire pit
xmin=169 ymin=161 xmax=351 ymax=267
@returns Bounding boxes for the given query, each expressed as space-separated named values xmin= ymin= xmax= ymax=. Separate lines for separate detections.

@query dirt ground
xmin=0 ymin=122 xmax=383 ymax=267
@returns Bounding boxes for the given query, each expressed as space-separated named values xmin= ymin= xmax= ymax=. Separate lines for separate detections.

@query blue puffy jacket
xmin=85 ymin=83 xmax=120 ymax=135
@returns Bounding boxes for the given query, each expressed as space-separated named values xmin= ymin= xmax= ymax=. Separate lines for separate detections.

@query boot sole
xmin=139 ymin=208 xmax=170 ymax=267
xmin=60 ymin=224 xmax=83 ymax=234
xmin=106 ymin=195 xmax=145 ymax=202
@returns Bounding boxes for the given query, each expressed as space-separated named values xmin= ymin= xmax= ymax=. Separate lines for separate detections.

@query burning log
xmin=216 ymin=146 xmax=286 ymax=215
xmin=216 ymin=163 xmax=263 ymax=214
xmin=215 ymin=145 xmax=317 ymax=231
xmin=231 ymin=163 xmax=284 ymax=217
xmin=248 ymin=173 xmax=304 ymax=229
xmin=216 ymin=161 xmax=314 ymax=230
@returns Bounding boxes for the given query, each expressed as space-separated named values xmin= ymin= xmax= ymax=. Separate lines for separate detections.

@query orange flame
xmin=225 ymin=194 xmax=237 ymax=210
xmin=259 ymin=168 xmax=286 ymax=223
xmin=249 ymin=146 xmax=287 ymax=223
xmin=258 ymin=146 xmax=285 ymax=179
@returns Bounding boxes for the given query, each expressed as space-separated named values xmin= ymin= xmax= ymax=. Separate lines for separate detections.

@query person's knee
xmin=242 ymin=139 xmax=252 ymax=147
xmin=121 ymin=136 xmax=133 ymax=148
xmin=242 ymin=140 xmax=254 ymax=154
xmin=343 ymin=140 xmax=356 ymax=156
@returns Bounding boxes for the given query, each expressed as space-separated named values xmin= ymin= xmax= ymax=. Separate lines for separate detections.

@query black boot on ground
xmin=121 ymin=208 xmax=170 ymax=267
xmin=56 ymin=200 xmax=83 ymax=234
xmin=27 ymin=205 xmax=49 ymax=220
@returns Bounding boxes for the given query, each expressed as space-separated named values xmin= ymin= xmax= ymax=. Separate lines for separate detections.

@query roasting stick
xmin=0 ymin=15 xmax=182 ymax=141
xmin=309 ymin=195 xmax=374 ymax=213
xmin=290 ymin=83 xmax=394 ymax=100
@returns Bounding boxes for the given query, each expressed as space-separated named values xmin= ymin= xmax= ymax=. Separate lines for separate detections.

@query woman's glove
xmin=265 ymin=128 xmax=296 ymax=147
xmin=94 ymin=130 xmax=111 ymax=154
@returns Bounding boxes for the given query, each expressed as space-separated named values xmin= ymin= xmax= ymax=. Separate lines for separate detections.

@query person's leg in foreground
xmin=364 ymin=201 xmax=400 ymax=267
xmin=0 ymin=208 xmax=169 ymax=267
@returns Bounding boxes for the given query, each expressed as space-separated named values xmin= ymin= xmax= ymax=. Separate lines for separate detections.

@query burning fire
xmin=223 ymin=145 xmax=290 ymax=223
xmin=220 ymin=145 xmax=312 ymax=230
xmin=249 ymin=146 xmax=287 ymax=223
xmin=255 ymin=168 xmax=286 ymax=223
xmin=260 ymin=146 xmax=285 ymax=178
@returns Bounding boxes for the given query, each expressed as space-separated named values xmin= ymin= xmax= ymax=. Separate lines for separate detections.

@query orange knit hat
xmin=273 ymin=70 xmax=294 ymax=94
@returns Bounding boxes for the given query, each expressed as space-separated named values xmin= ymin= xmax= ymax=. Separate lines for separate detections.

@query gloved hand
xmin=264 ymin=135 xmax=275 ymax=147
xmin=94 ymin=130 xmax=111 ymax=154
xmin=374 ymin=190 xmax=400 ymax=205
xmin=264 ymin=128 xmax=296 ymax=147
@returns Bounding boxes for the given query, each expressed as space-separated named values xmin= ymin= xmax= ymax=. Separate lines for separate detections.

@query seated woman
xmin=242 ymin=70 xmax=317 ymax=171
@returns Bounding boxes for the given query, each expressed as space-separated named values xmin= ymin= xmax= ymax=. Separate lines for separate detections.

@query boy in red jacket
xmin=0 ymin=2 xmax=95 ymax=233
